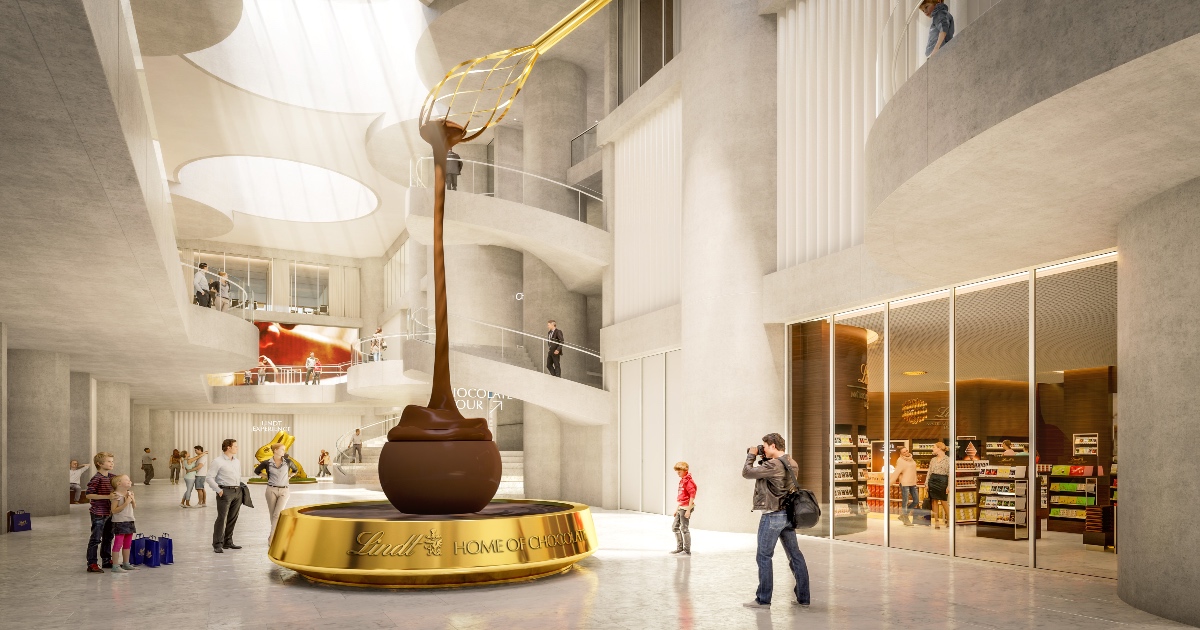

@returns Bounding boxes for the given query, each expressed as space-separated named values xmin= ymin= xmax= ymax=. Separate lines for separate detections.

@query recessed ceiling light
xmin=902 ymin=371 xmax=927 ymax=376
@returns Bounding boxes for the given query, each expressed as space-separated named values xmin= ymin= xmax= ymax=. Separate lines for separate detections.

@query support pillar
xmin=129 ymin=404 xmax=150 ymax=482
xmin=1117 ymin=176 xmax=1200 ymax=627
xmin=69 ymin=372 xmax=97 ymax=466
xmin=523 ymin=404 xmax=561 ymax=500
xmin=522 ymin=57 xmax=587 ymax=218
xmin=678 ymin=0 xmax=780 ymax=532
xmin=0 ymin=323 xmax=7 ymax=526
xmin=95 ymin=382 xmax=129 ymax=475
xmin=6 ymin=349 xmax=71 ymax=516
xmin=150 ymin=409 xmax=174 ymax=472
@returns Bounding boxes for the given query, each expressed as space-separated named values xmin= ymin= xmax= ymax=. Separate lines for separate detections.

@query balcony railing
xmin=570 ymin=123 xmax=598 ymax=166
xmin=180 ymin=261 xmax=257 ymax=321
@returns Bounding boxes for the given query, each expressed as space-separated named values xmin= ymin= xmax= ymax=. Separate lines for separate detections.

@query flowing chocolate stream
xmin=387 ymin=120 xmax=491 ymax=442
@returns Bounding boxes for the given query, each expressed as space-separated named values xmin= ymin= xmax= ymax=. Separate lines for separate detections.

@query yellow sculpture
xmin=419 ymin=0 xmax=612 ymax=141
xmin=254 ymin=430 xmax=310 ymax=480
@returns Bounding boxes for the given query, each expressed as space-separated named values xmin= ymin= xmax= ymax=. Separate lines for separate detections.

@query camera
xmin=755 ymin=445 xmax=766 ymax=458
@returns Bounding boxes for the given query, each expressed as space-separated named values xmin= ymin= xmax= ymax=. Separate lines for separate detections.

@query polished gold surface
xmin=267 ymin=500 xmax=597 ymax=587
xmin=418 ymin=0 xmax=612 ymax=142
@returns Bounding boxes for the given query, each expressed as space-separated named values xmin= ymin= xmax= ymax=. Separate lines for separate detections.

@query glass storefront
xmin=787 ymin=253 xmax=1118 ymax=578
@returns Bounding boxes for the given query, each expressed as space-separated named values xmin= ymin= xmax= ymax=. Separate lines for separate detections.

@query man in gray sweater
xmin=741 ymin=432 xmax=810 ymax=609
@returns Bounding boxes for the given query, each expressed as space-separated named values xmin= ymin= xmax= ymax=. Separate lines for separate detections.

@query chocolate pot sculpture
xmin=378 ymin=0 xmax=612 ymax=514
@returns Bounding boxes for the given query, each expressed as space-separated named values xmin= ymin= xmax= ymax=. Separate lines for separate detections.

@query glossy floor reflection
xmin=0 ymin=482 xmax=1177 ymax=629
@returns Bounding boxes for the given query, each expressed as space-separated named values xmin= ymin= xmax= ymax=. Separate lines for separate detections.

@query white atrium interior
xmin=2 ymin=0 xmax=1199 ymax=628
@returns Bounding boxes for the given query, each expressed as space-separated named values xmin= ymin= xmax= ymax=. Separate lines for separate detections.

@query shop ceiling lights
xmin=902 ymin=371 xmax=927 ymax=376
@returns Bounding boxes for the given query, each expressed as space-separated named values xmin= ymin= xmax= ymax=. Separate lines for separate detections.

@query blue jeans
xmin=86 ymin=513 xmax=113 ymax=566
xmin=901 ymin=485 xmax=920 ymax=522
xmin=755 ymin=510 xmax=810 ymax=605
xmin=182 ymin=476 xmax=196 ymax=502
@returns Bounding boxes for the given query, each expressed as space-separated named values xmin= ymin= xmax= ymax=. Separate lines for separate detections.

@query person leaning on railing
xmin=921 ymin=0 xmax=954 ymax=57
xmin=193 ymin=262 xmax=211 ymax=307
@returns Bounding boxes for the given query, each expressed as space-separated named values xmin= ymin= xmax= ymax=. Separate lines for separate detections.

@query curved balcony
xmin=405 ymin=159 xmax=611 ymax=294
xmin=866 ymin=0 xmax=1200 ymax=286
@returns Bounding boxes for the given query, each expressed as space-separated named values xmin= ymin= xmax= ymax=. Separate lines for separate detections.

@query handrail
xmin=570 ymin=122 xmax=599 ymax=145
xmin=410 ymin=156 xmax=606 ymax=226
xmin=180 ymin=261 xmax=256 ymax=321
xmin=334 ymin=414 xmax=399 ymax=463
xmin=409 ymin=306 xmax=600 ymax=359
xmin=217 ymin=360 xmax=355 ymax=385
xmin=351 ymin=331 xmax=434 ymax=365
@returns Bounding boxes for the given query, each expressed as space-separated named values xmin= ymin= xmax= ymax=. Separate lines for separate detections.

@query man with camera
xmin=741 ymin=432 xmax=811 ymax=609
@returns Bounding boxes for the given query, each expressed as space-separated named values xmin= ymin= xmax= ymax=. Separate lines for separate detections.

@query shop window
xmin=618 ymin=0 xmax=681 ymax=103
xmin=192 ymin=251 xmax=270 ymax=310
xmin=290 ymin=262 xmax=328 ymax=315
xmin=1034 ymin=256 xmax=1117 ymax=577
xmin=888 ymin=291 xmax=951 ymax=555
xmin=953 ymin=272 xmax=1032 ymax=565
xmin=788 ymin=319 xmax=831 ymax=538
xmin=832 ymin=306 xmax=885 ymax=545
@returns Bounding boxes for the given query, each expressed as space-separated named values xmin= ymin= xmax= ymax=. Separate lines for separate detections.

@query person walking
xmin=446 ymin=149 xmax=462 ymax=190
xmin=741 ymin=433 xmax=810 ymax=609
xmin=192 ymin=445 xmax=210 ymax=507
xmin=107 ymin=475 xmax=139 ymax=573
xmin=140 ymin=448 xmax=156 ymax=485
xmin=927 ymin=442 xmax=951 ymax=529
xmin=546 ymin=320 xmax=564 ymax=378
xmin=169 ymin=449 xmax=182 ymax=485
xmin=317 ymin=450 xmax=332 ymax=478
xmin=920 ymin=0 xmax=954 ymax=57
xmin=215 ymin=271 xmax=232 ymax=312
xmin=304 ymin=352 xmax=318 ymax=385
xmin=892 ymin=446 xmax=919 ymax=526
xmin=255 ymin=442 xmax=298 ymax=545
xmin=671 ymin=462 xmax=697 ymax=555
xmin=193 ymin=262 xmax=211 ymax=307
xmin=350 ymin=429 xmax=363 ymax=463
xmin=180 ymin=448 xmax=200 ymax=508
xmin=69 ymin=459 xmax=91 ymax=504
xmin=206 ymin=439 xmax=244 ymax=553
xmin=84 ymin=452 xmax=117 ymax=573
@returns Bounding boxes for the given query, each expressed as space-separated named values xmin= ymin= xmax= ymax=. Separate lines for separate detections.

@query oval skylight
xmin=184 ymin=0 xmax=432 ymax=115
xmin=174 ymin=156 xmax=378 ymax=223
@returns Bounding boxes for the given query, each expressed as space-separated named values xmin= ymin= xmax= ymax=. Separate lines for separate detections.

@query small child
xmin=671 ymin=462 xmax=697 ymax=555
xmin=85 ymin=452 xmax=117 ymax=573
xmin=109 ymin=475 xmax=139 ymax=573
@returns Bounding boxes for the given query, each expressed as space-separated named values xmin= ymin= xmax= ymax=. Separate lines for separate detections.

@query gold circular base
xmin=246 ymin=478 xmax=318 ymax=484
xmin=267 ymin=499 xmax=596 ymax=588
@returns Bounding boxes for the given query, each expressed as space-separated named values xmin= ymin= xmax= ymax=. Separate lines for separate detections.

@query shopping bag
xmin=143 ymin=536 xmax=161 ymax=568
xmin=6 ymin=510 xmax=31 ymax=532
xmin=130 ymin=534 xmax=146 ymax=565
xmin=160 ymin=533 xmax=174 ymax=564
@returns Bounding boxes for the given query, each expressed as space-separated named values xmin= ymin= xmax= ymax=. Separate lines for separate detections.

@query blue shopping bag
xmin=129 ymin=534 xmax=146 ymax=565
xmin=143 ymin=536 xmax=161 ymax=568
xmin=6 ymin=511 xmax=31 ymax=533
xmin=159 ymin=533 xmax=173 ymax=565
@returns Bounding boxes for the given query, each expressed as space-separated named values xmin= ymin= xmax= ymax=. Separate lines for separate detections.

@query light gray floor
xmin=0 ymin=482 xmax=1179 ymax=629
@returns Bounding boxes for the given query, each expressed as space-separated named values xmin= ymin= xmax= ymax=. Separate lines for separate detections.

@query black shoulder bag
xmin=778 ymin=458 xmax=821 ymax=529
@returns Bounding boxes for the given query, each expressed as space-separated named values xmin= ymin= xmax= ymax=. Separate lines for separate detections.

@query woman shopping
xmin=927 ymin=442 xmax=952 ymax=529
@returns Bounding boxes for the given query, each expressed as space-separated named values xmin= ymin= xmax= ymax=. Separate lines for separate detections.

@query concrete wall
xmin=1116 ymin=177 xmax=1200 ymax=627
xmin=523 ymin=404 xmax=561 ymax=499
xmin=149 ymin=409 xmax=174 ymax=473
xmin=0 ymin=323 xmax=6 ymax=524
xmin=6 ymin=350 xmax=71 ymax=517
xmin=95 ymin=382 xmax=130 ymax=475
xmin=69 ymin=372 xmax=97 ymax=465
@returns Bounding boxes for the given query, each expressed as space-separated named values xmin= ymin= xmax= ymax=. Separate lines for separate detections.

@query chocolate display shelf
xmin=832 ymin=423 xmax=869 ymax=535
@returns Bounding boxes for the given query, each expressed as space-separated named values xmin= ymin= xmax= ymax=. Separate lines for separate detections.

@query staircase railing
xmin=408 ymin=307 xmax=603 ymax=388
xmin=410 ymin=157 xmax=605 ymax=227
xmin=180 ymin=261 xmax=257 ymax=321
xmin=334 ymin=414 xmax=399 ymax=464
xmin=351 ymin=331 xmax=434 ymax=365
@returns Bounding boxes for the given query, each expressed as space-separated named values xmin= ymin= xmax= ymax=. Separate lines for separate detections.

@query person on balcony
xmin=304 ymin=352 xmax=318 ymax=385
xmin=920 ymin=0 xmax=954 ymax=58
xmin=446 ymin=149 xmax=462 ymax=190
xmin=193 ymin=262 xmax=211 ymax=307
xmin=546 ymin=320 xmax=564 ymax=378
xmin=370 ymin=327 xmax=387 ymax=362
xmin=214 ymin=271 xmax=232 ymax=312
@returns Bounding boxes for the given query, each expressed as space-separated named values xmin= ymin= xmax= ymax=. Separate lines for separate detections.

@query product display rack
xmin=953 ymin=454 xmax=984 ymax=525
xmin=833 ymin=424 xmax=869 ymax=536
xmin=976 ymin=465 xmax=1029 ymax=540
xmin=984 ymin=437 xmax=1030 ymax=458
xmin=1046 ymin=464 xmax=1101 ymax=534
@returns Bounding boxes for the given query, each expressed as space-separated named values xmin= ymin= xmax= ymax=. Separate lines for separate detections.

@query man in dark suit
xmin=446 ymin=149 xmax=462 ymax=190
xmin=546 ymin=320 xmax=564 ymax=377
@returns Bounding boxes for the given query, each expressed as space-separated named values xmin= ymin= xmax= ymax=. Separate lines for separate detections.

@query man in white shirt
xmin=304 ymin=352 xmax=318 ymax=385
xmin=351 ymin=429 xmax=364 ymax=463
xmin=193 ymin=262 xmax=211 ymax=307
xmin=193 ymin=446 xmax=210 ymax=507
xmin=206 ymin=439 xmax=243 ymax=553
xmin=69 ymin=460 xmax=91 ymax=503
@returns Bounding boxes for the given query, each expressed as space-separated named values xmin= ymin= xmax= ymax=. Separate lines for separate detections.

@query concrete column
xmin=522 ymin=58 xmax=587 ymax=218
xmin=129 ymin=404 xmax=150 ymax=481
xmin=493 ymin=125 xmax=524 ymax=204
xmin=150 ymin=410 xmax=174 ymax=472
xmin=69 ymin=373 xmax=97 ymax=465
xmin=560 ymin=423 xmax=603 ymax=505
xmin=1116 ymin=177 xmax=1200 ymax=627
xmin=95 ymin=382 xmax=129 ymax=474
xmin=0 ymin=323 xmax=8 ymax=525
xmin=426 ymin=245 xmax=524 ymax=348
xmin=6 ymin=349 xmax=70 ymax=516
xmin=523 ymin=255 xmax=587 ymax=381
xmin=523 ymin=404 xmax=561 ymax=499
xmin=678 ymin=0 xmax=779 ymax=533
xmin=359 ymin=256 xmax=385 ymax=336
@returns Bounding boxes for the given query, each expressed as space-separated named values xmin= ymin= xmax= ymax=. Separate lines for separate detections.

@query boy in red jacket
xmin=671 ymin=462 xmax=697 ymax=555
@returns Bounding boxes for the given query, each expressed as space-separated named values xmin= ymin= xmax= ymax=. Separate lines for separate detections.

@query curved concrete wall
xmin=1116 ymin=177 xmax=1200 ymax=627
xmin=866 ymin=0 xmax=1200 ymax=285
